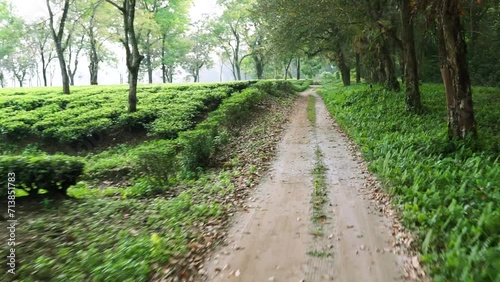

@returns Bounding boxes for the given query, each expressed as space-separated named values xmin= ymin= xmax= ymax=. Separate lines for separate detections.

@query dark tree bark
xmin=146 ymin=52 xmax=153 ymax=84
xmin=296 ymin=57 xmax=301 ymax=80
xmin=355 ymin=52 xmax=361 ymax=83
xmin=46 ymin=0 xmax=71 ymax=94
xmin=36 ymin=31 xmax=55 ymax=87
xmin=400 ymin=0 xmax=422 ymax=112
xmin=88 ymin=35 xmax=99 ymax=85
xmin=254 ymin=56 xmax=264 ymax=79
xmin=379 ymin=42 xmax=400 ymax=91
xmin=67 ymin=34 xmax=85 ymax=86
xmin=338 ymin=50 xmax=350 ymax=86
xmin=144 ymin=31 xmax=154 ymax=84
xmin=106 ymin=0 xmax=144 ymax=113
xmin=438 ymin=0 xmax=476 ymax=139
xmin=87 ymin=6 xmax=100 ymax=85
xmin=161 ymin=34 xmax=167 ymax=83
xmin=284 ymin=57 xmax=293 ymax=80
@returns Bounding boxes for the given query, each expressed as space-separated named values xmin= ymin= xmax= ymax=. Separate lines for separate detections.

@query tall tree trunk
xmin=254 ymin=56 xmax=264 ymax=79
xmin=47 ymin=0 xmax=71 ymax=94
xmin=41 ymin=52 xmax=49 ymax=86
xmin=355 ymin=52 xmax=361 ymax=83
xmin=338 ymin=50 xmax=350 ymax=86
xmin=161 ymin=34 xmax=167 ymax=83
xmin=56 ymin=45 xmax=71 ymax=93
xmin=439 ymin=0 xmax=476 ymax=139
xmin=89 ymin=33 xmax=99 ymax=85
xmin=167 ymin=66 xmax=173 ymax=83
xmin=106 ymin=0 xmax=144 ymax=112
xmin=379 ymin=42 xmax=400 ymax=91
xmin=128 ymin=69 xmax=138 ymax=112
xmin=400 ymin=0 xmax=422 ymax=112
xmin=284 ymin=58 xmax=293 ymax=80
xmin=146 ymin=52 xmax=153 ymax=84
xmin=89 ymin=60 xmax=99 ymax=85
xmin=296 ymin=57 xmax=301 ymax=80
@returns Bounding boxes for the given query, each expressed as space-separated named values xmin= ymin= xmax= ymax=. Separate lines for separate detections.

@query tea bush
xmin=0 ymin=155 xmax=84 ymax=196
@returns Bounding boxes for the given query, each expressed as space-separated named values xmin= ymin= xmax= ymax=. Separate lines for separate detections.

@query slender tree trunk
xmin=161 ymin=34 xmax=167 ymax=83
xmin=146 ymin=52 xmax=153 ymax=84
xmin=355 ymin=52 xmax=361 ymax=83
xmin=41 ymin=52 xmax=49 ymax=86
xmin=284 ymin=58 xmax=293 ymax=80
xmin=379 ymin=42 xmax=400 ymax=91
xmin=400 ymin=0 xmax=422 ymax=112
xmin=89 ymin=35 xmax=99 ymax=85
xmin=439 ymin=0 xmax=476 ymax=139
xmin=89 ymin=60 xmax=99 ymax=85
xmin=47 ymin=0 xmax=71 ymax=94
xmin=167 ymin=66 xmax=173 ymax=83
xmin=56 ymin=45 xmax=71 ymax=93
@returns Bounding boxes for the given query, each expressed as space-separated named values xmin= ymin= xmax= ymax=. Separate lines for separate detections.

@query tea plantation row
xmin=0 ymin=80 xmax=312 ymax=197
xmin=0 ymin=82 xmax=255 ymax=144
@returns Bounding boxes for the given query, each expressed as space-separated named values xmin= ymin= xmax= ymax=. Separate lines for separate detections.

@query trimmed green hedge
xmin=134 ymin=81 xmax=293 ymax=184
xmin=0 ymin=155 xmax=84 ymax=197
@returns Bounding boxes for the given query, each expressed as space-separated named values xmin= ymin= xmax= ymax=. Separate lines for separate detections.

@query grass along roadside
xmin=319 ymin=82 xmax=499 ymax=282
xmin=0 ymin=89 xmax=297 ymax=281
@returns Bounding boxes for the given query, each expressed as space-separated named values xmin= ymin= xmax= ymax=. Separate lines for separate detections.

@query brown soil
xmin=202 ymin=89 xmax=406 ymax=282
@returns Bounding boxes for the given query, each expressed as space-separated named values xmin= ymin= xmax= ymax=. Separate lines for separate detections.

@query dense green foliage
xmin=319 ymin=82 xmax=500 ymax=281
xmin=0 ymin=155 xmax=84 ymax=196
xmin=0 ymin=82 xmax=253 ymax=146
xmin=85 ymin=80 xmax=297 ymax=184
xmin=0 ymin=79 xmax=298 ymax=282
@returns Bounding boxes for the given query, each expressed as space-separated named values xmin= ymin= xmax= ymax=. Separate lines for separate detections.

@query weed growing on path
xmin=319 ymin=82 xmax=500 ymax=281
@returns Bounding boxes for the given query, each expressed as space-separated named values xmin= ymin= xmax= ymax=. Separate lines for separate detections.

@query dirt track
xmin=203 ymin=89 xmax=404 ymax=282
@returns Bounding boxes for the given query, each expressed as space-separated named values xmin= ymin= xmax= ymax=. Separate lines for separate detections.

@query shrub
xmin=0 ymin=155 xmax=84 ymax=196
xmin=290 ymin=79 xmax=313 ymax=91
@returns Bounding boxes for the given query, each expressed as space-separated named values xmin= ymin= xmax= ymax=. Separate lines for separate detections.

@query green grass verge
xmin=319 ymin=82 xmax=499 ymax=282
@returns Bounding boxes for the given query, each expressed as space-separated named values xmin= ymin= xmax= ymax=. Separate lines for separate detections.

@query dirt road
xmin=203 ymin=89 xmax=404 ymax=282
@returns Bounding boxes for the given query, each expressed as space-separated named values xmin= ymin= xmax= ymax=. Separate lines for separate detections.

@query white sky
xmin=4 ymin=0 xmax=226 ymax=87
xmin=9 ymin=0 xmax=218 ymax=22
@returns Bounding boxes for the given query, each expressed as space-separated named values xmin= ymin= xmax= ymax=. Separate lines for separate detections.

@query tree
xmin=105 ymin=0 xmax=144 ymax=113
xmin=78 ymin=0 xmax=117 ymax=85
xmin=437 ymin=0 xmax=476 ymax=139
xmin=46 ymin=0 xmax=72 ymax=94
xmin=182 ymin=22 xmax=215 ymax=82
xmin=30 ymin=22 xmax=56 ymax=87
xmin=135 ymin=0 xmax=192 ymax=84
xmin=4 ymin=40 xmax=37 ymax=87
xmin=161 ymin=35 xmax=190 ymax=83
xmin=210 ymin=0 xmax=256 ymax=80
xmin=400 ymin=0 xmax=422 ymax=112
xmin=66 ymin=31 xmax=85 ymax=86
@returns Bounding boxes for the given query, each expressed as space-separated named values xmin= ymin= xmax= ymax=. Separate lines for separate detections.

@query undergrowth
xmin=0 ymin=82 xmax=297 ymax=281
xmin=319 ymin=82 xmax=499 ymax=282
